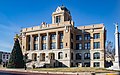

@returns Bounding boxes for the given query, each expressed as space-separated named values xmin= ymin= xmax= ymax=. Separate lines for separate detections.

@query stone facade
xmin=20 ymin=6 xmax=106 ymax=68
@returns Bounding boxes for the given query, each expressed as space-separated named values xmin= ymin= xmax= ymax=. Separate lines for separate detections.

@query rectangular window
xmin=60 ymin=33 xmax=63 ymax=40
xmin=50 ymin=42 xmax=56 ymax=49
xmin=76 ymin=43 xmax=82 ymax=50
xmin=84 ymin=62 xmax=90 ymax=67
xmin=76 ymin=35 xmax=82 ymax=40
xmin=60 ymin=42 xmax=63 ymax=49
xmin=56 ymin=16 xmax=60 ymax=23
xmin=66 ymin=43 xmax=67 ymax=46
xmin=84 ymin=42 xmax=90 ymax=49
xmin=28 ymin=43 xmax=30 ymax=50
xmin=79 ymin=43 xmax=82 ymax=50
xmin=65 ymin=54 xmax=67 ymax=57
xmin=51 ymin=34 xmax=56 ymax=40
xmin=71 ymin=33 xmax=73 ymax=39
xmin=71 ymin=42 xmax=73 ymax=49
xmin=42 ymin=43 xmax=46 ymax=50
xmin=42 ymin=36 xmax=46 ymax=40
xmin=34 ymin=44 xmax=38 ymax=50
xmin=3 ymin=54 xmax=5 ymax=59
xmin=84 ymin=34 xmax=90 ymax=40
xmin=6 ymin=55 xmax=9 ymax=59
xmin=34 ymin=36 xmax=38 ymax=41
xmin=94 ymin=33 xmax=100 ymax=39
xmin=94 ymin=62 xmax=100 ymax=67
xmin=27 ymin=36 xmax=30 ymax=50
xmin=94 ymin=42 xmax=100 ymax=49
xmin=71 ymin=53 xmax=73 ymax=60
xmin=76 ymin=53 xmax=82 ymax=60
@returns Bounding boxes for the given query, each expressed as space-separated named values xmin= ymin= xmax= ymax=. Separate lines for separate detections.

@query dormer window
xmin=56 ymin=16 xmax=61 ymax=23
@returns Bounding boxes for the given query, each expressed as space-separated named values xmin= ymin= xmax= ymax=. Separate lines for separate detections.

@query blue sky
xmin=0 ymin=0 xmax=119 ymax=52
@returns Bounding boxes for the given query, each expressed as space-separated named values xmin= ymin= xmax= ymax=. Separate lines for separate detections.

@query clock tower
xmin=52 ymin=5 xmax=72 ymax=24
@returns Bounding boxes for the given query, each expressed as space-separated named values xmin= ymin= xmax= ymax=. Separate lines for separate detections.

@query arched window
xmin=84 ymin=53 xmax=90 ymax=59
xmin=40 ymin=53 xmax=45 ymax=61
xmin=76 ymin=53 xmax=82 ymax=60
xmin=32 ymin=53 xmax=37 ymax=61
xmin=58 ymin=52 xmax=63 ymax=59
xmin=93 ymin=52 xmax=100 ymax=59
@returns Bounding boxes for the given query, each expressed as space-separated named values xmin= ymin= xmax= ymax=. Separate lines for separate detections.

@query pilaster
xmin=46 ymin=32 xmax=49 ymax=50
xmin=38 ymin=33 xmax=42 ymax=50
xmin=56 ymin=31 xmax=58 ymax=49
xmin=30 ymin=35 xmax=33 ymax=50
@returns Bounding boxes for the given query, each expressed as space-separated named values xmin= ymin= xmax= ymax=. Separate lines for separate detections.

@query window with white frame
xmin=42 ymin=36 xmax=46 ymax=40
xmin=34 ymin=36 xmax=38 ymax=41
xmin=93 ymin=52 xmax=100 ymax=59
xmin=60 ymin=42 xmax=63 ymax=49
xmin=51 ymin=34 xmax=56 ymax=40
xmin=94 ymin=33 xmax=100 ymax=39
xmin=50 ymin=42 xmax=56 ymax=49
xmin=76 ymin=43 xmax=82 ymax=50
xmin=60 ymin=33 xmax=63 ymax=40
xmin=56 ymin=16 xmax=61 ymax=23
xmin=94 ymin=42 xmax=100 ymax=49
xmin=84 ymin=53 xmax=90 ymax=59
xmin=42 ymin=43 xmax=46 ymax=50
xmin=58 ymin=52 xmax=63 ymax=59
xmin=34 ymin=44 xmax=38 ymax=50
xmin=94 ymin=62 xmax=100 ymax=67
xmin=84 ymin=42 xmax=90 ymax=49
xmin=84 ymin=34 xmax=90 ymax=40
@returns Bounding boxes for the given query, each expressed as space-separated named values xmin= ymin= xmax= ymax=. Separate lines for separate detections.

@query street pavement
xmin=0 ymin=70 xmax=73 ymax=75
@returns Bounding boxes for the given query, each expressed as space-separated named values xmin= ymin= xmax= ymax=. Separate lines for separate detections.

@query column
xmin=30 ymin=35 xmax=33 ymax=50
xmin=114 ymin=24 xmax=120 ymax=68
xmin=56 ymin=31 xmax=58 ymax=49
xmin=38 ymin=33 xmax=41 ymax=50
xmin=46 ymin=32 xmax=49 ymax=50
xmin=22 ymin=34 xmax=26 ymax=51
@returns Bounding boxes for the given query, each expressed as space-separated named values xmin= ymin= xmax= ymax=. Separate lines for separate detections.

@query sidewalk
xmin=0 ymin=67 xmax=119 ymax=75
xmin=0 ymin=67 xmax=94 ymax=75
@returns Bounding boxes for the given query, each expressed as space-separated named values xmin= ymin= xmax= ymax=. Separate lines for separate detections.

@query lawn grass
xmin=33 ymin=67 xmax=117 ymax=73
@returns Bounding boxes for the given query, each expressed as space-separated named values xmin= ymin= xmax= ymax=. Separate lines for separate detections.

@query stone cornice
xmin=21 ymin=25 xmax=71 ymax=33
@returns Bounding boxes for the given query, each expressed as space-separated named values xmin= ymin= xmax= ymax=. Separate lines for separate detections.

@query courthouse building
xmin=20 ymin=6 xmax=106 ymax=68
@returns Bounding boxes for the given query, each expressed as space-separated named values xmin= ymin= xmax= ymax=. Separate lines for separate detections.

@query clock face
xmin=56 ymin=7 xmax=61 ymax=13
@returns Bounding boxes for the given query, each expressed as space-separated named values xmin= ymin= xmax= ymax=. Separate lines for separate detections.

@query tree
xmin=105 ymin=41 xmax=115 ymax=67
xmin=7 ymin=35 xmax=24 ymax=68
xmin=106 ymin=41 xmax=115 ymax=55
